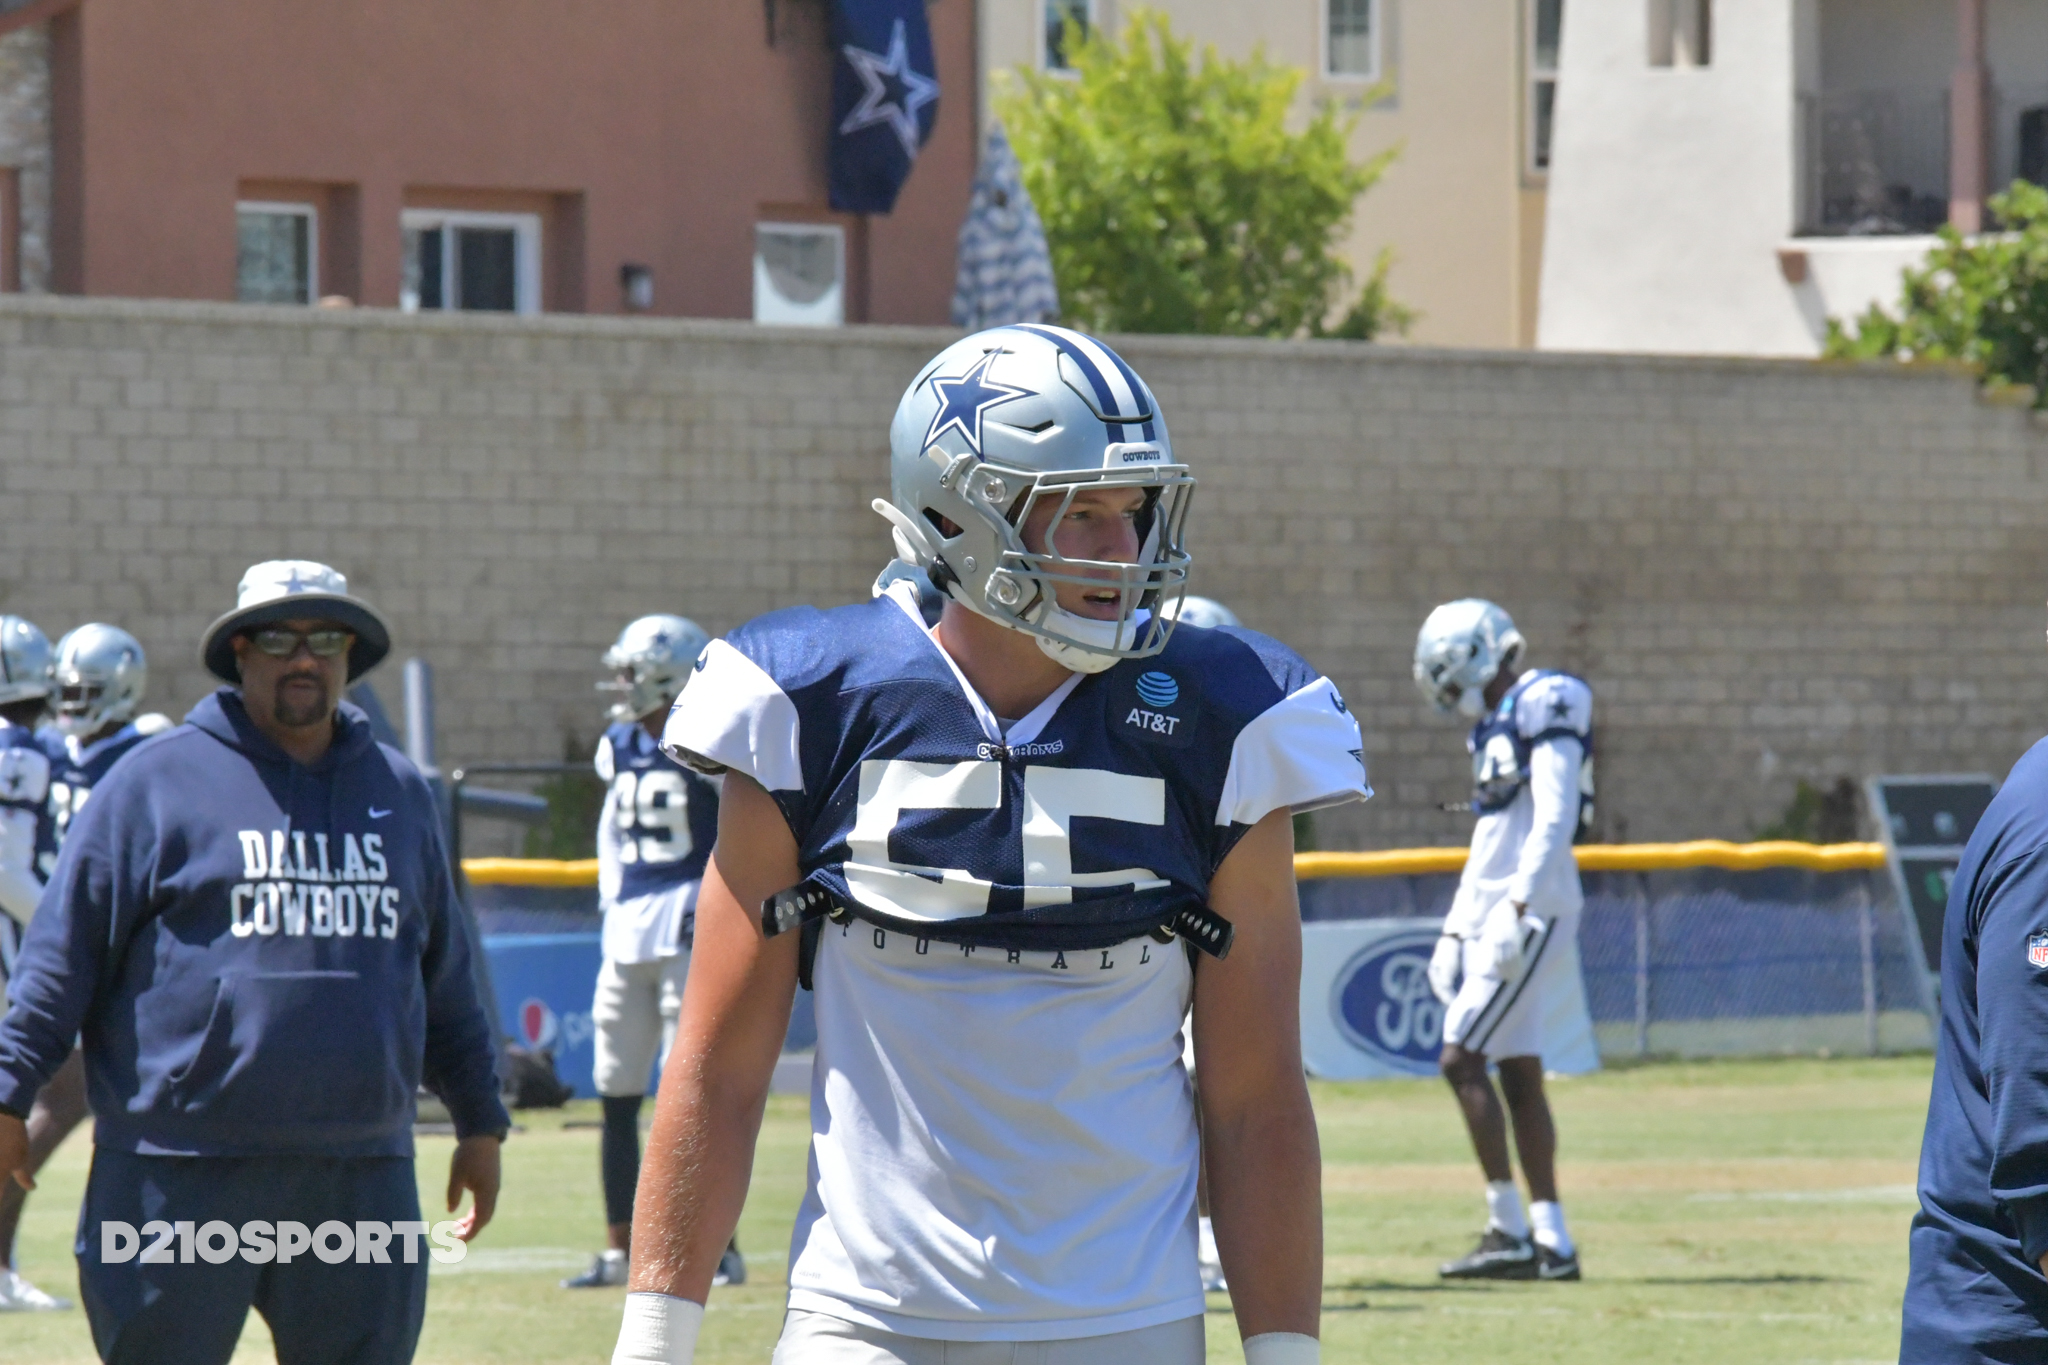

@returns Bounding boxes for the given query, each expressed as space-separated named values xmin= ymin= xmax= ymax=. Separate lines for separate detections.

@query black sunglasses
xmin=247 ymin=626 xmax=353 ymax=659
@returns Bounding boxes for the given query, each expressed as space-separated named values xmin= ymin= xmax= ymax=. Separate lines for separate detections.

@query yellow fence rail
xmin=463 ymin=841 xmax=1888 ymax=888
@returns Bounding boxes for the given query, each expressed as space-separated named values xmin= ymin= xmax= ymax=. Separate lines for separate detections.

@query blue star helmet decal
xmin=923 ymin=349 xmax=1032 ymax=457
xmin=840 ymin=18 xmax=940 ymax=161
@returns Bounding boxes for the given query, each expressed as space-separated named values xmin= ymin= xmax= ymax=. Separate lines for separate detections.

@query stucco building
xmin=978 ymin=0 xmax=1562 ymax=349
xmin=0 ymin=0 xmax=975 ymax=324
xmin=1539 ymin=0 xmax=2048 ymax=357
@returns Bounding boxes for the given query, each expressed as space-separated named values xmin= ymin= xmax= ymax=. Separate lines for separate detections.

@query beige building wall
xmin=978 ymin=0 xmax=1547 ymax=348
xmin=6 ymin=296 xmax=2048 ymax=854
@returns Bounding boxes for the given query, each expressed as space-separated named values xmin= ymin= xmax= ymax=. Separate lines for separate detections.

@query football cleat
xmin=1438 ymin=1227 xmax=1538 ymax=1280
xmin=713 ymin=1242 xmax=747 ymax=1288
xmin=1537 ymin=1243 xmax=1581 ymax=1281
xmin=0 ymin=1267 xmax=72 ymax=1311
xmin=560 ymin=1248 xmax=628 ymax=1289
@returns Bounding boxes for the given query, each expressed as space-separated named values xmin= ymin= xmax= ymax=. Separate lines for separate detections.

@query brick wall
xmin=3 ymin=296 xmax=2044 ymax=850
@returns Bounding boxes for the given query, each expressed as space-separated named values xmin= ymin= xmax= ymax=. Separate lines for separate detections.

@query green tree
xmin=1825 ymin=180 xmax=2048 ymax=405
xmin=997 ymin=8 xmax=1411 ymax=339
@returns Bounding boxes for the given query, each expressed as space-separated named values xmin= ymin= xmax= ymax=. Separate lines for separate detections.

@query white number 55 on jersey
xmin=843 ymin=759 xmax=1169 ymax=923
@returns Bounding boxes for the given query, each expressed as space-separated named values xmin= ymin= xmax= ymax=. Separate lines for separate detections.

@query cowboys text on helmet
xmin=879 ymin=324 xmax=1193 ymax=674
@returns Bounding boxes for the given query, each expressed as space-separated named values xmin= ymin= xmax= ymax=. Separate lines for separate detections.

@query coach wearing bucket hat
xmin=0 ymin=560 xmax=509 ymax=1365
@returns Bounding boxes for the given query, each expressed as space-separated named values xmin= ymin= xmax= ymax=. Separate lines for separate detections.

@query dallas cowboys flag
xmin=951 ymin=120 xmax=1059 ymax=329
xmin=830 ymin=0 xmax=940 ymax=215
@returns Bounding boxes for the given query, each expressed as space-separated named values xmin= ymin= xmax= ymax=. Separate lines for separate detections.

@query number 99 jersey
xmin=594 ymin=721 xmax=719 ymax=905
xmin=664 ymin=578 xmax=1371 ymax=953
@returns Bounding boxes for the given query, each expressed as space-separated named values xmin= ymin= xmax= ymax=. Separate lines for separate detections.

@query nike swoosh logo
xmin=368 ymin=807 xmax=392 ymax=819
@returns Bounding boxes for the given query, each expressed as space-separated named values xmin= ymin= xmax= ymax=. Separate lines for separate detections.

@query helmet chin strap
xmin=1456 ymin=685 xmax=1487 ymax=718
xmin=1031 ymin=610 xmax=1126 ymax=674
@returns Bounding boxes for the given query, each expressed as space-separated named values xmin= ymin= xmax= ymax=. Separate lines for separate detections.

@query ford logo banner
xmin=1299 ymin=920 xmax=1599 ymax=1081
xmin=1330 ymin=927 xmax=1447 ymax=1076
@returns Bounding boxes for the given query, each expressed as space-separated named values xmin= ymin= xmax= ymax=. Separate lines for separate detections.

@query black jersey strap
xmin=761 ymin=872 xmax=1235 ymax=989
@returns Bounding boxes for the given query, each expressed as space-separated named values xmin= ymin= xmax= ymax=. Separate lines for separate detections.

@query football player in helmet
xmin=1413 ymin=599 xmax=1591 ymax=1283
xmin=0 ymin=615 xmax=65 ymax=1312
xmin=613 ymin=325 xmax=1367 ymax=1365
xmin=41 ymin=624 xmax=172 ymax=875
xmin=564 ymin=616 xmax=740 ymax=1292
xmin=0 ymin=623 xmax=170 ymax=1313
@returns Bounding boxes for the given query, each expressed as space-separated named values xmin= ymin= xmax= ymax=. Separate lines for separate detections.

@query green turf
xmin=9 ymin=1054 xmax=1931 ymax=1364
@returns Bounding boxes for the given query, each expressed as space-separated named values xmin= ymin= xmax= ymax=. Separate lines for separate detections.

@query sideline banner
xmin=483 ymin=933 xmax=604 ymax=1097
xmin=1300 ymin=920 xmax=1600 ymax=1079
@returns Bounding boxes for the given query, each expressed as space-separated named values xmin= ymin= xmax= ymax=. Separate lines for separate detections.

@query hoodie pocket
xmin=170 ymin=971 xmax=414 ymax=1132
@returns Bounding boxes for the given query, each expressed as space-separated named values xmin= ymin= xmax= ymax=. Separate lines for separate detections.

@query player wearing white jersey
xmin=611 ymin=325 xmax=1366 ymax=1365
xmin=1414 ymin=599 xmax=1588 ymax=1283
xmin=563 ymin=616 xmax=737 ymax=1293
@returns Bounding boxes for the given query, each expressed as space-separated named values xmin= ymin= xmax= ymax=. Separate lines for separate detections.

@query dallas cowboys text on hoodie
xmin=0 ymin=687 xmax=507 ymax=1157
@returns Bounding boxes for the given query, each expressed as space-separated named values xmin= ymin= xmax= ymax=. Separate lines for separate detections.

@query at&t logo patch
xmin=2029 ymin=932 xmax=2048 ymax=970
xmin=1135 ymin=671 xmax=1179 ymax=707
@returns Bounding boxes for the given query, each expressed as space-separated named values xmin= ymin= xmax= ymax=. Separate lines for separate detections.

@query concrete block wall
xmin=2 ymin=296 xmax=2044 ymax=850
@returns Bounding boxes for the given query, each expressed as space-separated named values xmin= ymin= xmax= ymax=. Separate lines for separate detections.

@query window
xmin=1648 ymin=0 xmax=1709 ymax=69
xmin=400 ymin=210 xmax=540 ymax=314
xmin=1527 ymin=0 xmax=1563 ymax=175
xmin=1044 ymin=0 xmax=1090 ymax=72
xmin=237 ymin=202 xmax=317 ymax=305
xmin=754 ymin=223 xmax=845 ymax=327
xmin=1325 ymin=0 xmax=1379 ymax=81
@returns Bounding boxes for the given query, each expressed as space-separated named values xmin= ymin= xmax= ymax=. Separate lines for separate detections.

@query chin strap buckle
xmin=761 ymin=879 xmax=852 ymax=939
xmin=1172 ymin=903 xmax=1235 ymax=959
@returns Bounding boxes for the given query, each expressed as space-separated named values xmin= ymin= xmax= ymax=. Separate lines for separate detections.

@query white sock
xmin=1197 ymin=1215 xmax=1220 ymax=1265
xmin=1529 ymin=1200 xmax=1573 ymax=1255
xmin=1485 ymin=1180 xmax=1528 ymax=1238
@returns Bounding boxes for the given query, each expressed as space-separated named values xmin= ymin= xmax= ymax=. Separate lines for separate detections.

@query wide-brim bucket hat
xmin=201 ymin=560 xmax=391 ymax=683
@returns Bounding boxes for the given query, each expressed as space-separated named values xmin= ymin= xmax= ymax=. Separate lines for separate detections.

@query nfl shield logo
xmin=2029 ymin=933 xmax=2048 ymax=970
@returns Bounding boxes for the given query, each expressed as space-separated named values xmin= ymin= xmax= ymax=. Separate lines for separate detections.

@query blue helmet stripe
xmin=1090 ymin=339 xmax=1159 ymax=443
xmin=1011 ymin=323 xmax=1150 ymax=443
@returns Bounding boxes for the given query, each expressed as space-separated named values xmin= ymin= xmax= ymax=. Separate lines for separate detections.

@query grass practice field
xmin=11 ymin=1054 xmax=1929 ymax=1364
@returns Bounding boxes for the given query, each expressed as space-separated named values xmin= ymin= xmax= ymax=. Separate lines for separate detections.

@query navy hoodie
xmin=0 ymin=688 xmax=508 ymax=1157
xmin=1903 ymin=736 xmax=2048 ymax=1362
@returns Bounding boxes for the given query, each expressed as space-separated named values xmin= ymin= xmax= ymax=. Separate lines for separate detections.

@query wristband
xmin=1243 ymin=1332 xmax=1320 ymax=1365
xmin=613 ymin=1292 xmax=705 ymax=1365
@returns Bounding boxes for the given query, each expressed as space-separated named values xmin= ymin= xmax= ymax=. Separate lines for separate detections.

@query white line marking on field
xmin=430 ymin=1246 xmax=590 ymax=1275
xmin=1687 ymin=1185 xmax=1916 ymax=1204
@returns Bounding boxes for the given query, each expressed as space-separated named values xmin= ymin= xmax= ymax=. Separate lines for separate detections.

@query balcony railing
xmin=1800 ymin=88 xmax=1951 ymax=235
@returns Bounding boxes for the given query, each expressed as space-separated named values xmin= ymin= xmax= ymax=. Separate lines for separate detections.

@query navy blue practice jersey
xmin=1468 ymin=669 xmax=1595 ymax=840
xmin=39 ymin=722 xmax=156 ymax=878
xmin=595 ymin=719 xmax=719 ymax=903
xmin=663 ymin=581 xmax=1370 ymax=951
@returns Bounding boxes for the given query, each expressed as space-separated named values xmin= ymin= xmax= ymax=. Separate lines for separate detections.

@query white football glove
xmin=1478 ymin=901 xmax=1541 ymax=983
xmin=1427 ymin=934 xmax=1461 ymax=1005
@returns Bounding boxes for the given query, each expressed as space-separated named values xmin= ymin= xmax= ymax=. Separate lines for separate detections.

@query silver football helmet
xmin=1167 ymin=595 xmax=1240 ymax=630
xmin=600 ymin=615 xmax=710 ymax=722
xmin=878 ymin=324 xmax=1193 ymax=674
xmin=0 ymin=616 xmax=54 ymax=707
xmin=1414 ymin=599 xmax=1525 ymax=718
xmin=52 ymin=624 xmax=146 ymax=737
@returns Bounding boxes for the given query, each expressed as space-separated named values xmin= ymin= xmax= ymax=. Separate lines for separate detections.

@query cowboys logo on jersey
xmin=1467 ymin=669 xmax=1595 ymax=840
